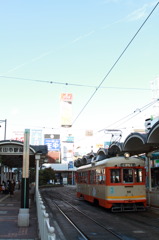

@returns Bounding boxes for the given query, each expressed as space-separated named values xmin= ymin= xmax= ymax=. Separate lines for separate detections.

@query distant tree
xmin=39 ymin=167 xmax=55 ymax=186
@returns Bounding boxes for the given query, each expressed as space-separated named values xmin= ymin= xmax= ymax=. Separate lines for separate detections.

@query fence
xmin=36 ymin=190 xmax=56 ymax=240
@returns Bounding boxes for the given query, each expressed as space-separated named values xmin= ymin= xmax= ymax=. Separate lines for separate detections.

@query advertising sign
xmin=44 ymin=139 xmax=60 ymax=151
xmin=68 ymin=161 xmax=74 ymax=169
xmin=60 ymin=93 xmax=73 ymax=127
xmin=30 ymin=129 xmax=43 ymax=145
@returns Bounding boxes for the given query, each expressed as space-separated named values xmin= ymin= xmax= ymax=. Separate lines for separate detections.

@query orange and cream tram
xmin=76 ymin=154 xmax=146 ymax=212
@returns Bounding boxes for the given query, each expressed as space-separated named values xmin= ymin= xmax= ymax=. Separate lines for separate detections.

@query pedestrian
xmin=9 ymin=180 xmax=15 ymax=197
xmin=18 ymin=180 xmax=21 ymax=190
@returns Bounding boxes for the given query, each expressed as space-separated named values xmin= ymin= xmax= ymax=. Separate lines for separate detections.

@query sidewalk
xmin=0 ymin=190 xmax=39 ymax=240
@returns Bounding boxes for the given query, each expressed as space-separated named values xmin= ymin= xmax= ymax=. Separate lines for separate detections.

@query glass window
xmin=81 ymin=172 xmax=88 ymax=183
xmin=96 ymin=168 xmax=106 ymax=184
xmin=110 ymin=169 xmax=121 ymax=183
xmin=123 ymin=169 xmax=133 ymax=183
xmin=77 ymin=172 xmax=88 ymax=183
xmin=90 ymin=170 xmax=96 ymax=184
xmin=134 ymin=168 xmax=143 ymax=183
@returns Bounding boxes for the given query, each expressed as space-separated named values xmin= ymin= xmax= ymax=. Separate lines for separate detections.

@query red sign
xmin=61 ymin=93 xmax=73 ymax=102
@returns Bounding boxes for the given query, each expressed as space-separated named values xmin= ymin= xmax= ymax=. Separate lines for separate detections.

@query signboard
xmin=44 ymin=139 xmax=60 ymax=151
xmin=85 ymin=130 xmax=93 ymax=136
xmin=0 ymin=144 xmax=34 ymax=155
xmin=63 ymin=136 xmax=74 ymax=142
xmin=60 ymin=93 xmax=73 ymax=127
xmin=30 ymin=129 xmax=43 ymax=145
xmin=44 ymin=134 xmax=60 ymax=139
xmin=96 ymin=144 xmax=104 ymax=148
xmin=61 ymin=93 xmax=73 ymax=102
xmin=11 ymin=131 xmax=24 ymax=142
xmin=68 ymin=161 xmax=74 ymax=169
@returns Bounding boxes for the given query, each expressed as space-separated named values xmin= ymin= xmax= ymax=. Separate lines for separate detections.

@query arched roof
xmin=76 ymin=120 xmax=159 ymax=167
xmin=0 ymin=140 xmax=48 ymax=168
xmin=108 ymin=142 xmax=123 ymax=157
xmin=121 ymin=121 xmax=159 ymax=155
xmin=147 ymin=121 xmax=159 ymax=148
xmin=123 ymin=133 xmax=150 ymax=155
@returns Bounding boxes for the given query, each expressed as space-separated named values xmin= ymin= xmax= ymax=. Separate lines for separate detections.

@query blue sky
xmin=0 ymin=0 xmax=159 ymax=142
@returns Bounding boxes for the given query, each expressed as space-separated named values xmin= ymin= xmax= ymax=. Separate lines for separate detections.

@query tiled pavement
xmin=0 ymin=190 xmax=39 ymax=240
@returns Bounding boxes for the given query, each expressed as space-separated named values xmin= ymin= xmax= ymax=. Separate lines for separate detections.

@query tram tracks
xmin=41 ymin=190 xmax=133 ymax=240
xmin=40 ymin=186 xmax=159 ymax=240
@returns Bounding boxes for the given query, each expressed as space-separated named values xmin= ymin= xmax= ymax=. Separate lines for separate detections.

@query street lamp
xmin=0 ymin=119 xmax=7 ymax=140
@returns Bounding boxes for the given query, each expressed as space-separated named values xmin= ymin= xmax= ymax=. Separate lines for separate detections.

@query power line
xmin=74 ymin=99 xmax=158 ymax=142
xmin=72 ymin=2 xmax=159 ymax=126
xmin=73 ymin=99 xmax=158 ymax=144
xmin=111 ymin=99 xmax=159 ymax=129
xmin=0 ymin=75 xmax=150 ymax=91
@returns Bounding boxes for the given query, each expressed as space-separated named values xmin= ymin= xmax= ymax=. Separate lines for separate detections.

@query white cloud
xmin=127 ymin=2 xmax=158 ymax=22
xmin=71 ymin=31 xmax=95 ymax=44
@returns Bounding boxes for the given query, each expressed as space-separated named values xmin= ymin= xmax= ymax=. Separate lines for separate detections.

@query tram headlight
xmin=124 ymin=152 xmax=130 ymax=159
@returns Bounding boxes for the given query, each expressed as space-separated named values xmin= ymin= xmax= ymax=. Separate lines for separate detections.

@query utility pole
xmin=0 ymin=119 xmax=7 ymax=140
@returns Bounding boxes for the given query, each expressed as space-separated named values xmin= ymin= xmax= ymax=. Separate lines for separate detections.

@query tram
xmin=76 ymin=154 xmax=146 ymax=212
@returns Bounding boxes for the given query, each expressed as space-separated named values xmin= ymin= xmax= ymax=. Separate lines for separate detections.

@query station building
xmin=0 ymin=140 xmax=48 ymax=186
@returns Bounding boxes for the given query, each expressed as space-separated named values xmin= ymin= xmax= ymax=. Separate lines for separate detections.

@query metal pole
xmin=36 ymin=158 xmax=39 ymax=192
xmin=4 ymin=119 xmax=7 ymax=140
xmin=0 ymin=119 xmax=7 ymax=140
xmin=148 ymin=156 xmax=152 ymax=192
xmin=21 ymin=129 xmax=30 ymax=208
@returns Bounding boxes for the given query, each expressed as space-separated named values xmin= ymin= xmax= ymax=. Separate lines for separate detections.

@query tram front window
xmin=134 ymin=168 xmax=143 ymax=183
xmin=123 ymin=169 xmax=133 ymax=183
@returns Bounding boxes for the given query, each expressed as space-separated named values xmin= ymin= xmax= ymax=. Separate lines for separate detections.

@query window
xmin=96 ymin=168 xmax=106 ymax=184
xmin=111 ymin=169 xmax=121 ymax=183
xmin=81 ymin=172 xmax=88 ymax=183
xmin=77 ymin=172 xmax=88 ymax=183
xmin=123 ymin=169 xmax=133 ymax=183
xmin=134 ymin=168 xmax=143 ymax=183
xmin=90 ymin=170 xmax=96 ymax=184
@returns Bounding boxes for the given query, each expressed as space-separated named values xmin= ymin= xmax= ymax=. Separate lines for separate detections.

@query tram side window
xmin=123 ymin=169 xmax=133 ymax=183
xmin=111 ymin=169 xmax=121 ymax=183
xmin=82 ymin=172 xmax=88 ymax=183
xmin=90 ymin=170 xmax=96 ymax=184
xmin=77 ymin=172 xmax=82 ymax=183
xmin=134 ymin=169 xmax=143 ymax=183
xmin=77 ymin=172 xmax=88 ymax=183
xmin=96 ymin=168 xmax=106 ymax=184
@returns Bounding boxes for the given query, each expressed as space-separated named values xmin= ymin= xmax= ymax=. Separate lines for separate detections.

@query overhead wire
xmin=72 ymin=2 xmax=159 ymax=126
xmin=0 ymin=75 xmax=151 ymax=91
xmin=75 ymin=99 xmax=159 ymax=144
xmin=107 ymin=99 xmax=159 ymax=129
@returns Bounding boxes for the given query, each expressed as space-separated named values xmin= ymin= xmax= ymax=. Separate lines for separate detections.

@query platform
xmin=0 ymin=190 xmax=39 ymax=240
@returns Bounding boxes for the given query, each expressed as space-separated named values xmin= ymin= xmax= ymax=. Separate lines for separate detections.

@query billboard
xmin=44 ymin=134 xmax=61 ymax=163
xmin=44 ymin=139 xmax=60 ymax=151
xmin=30 ymin=129 xmax=43 ymax=145
xmin=44 ymin=134 xmax=60 ymax=151
xmin=60 ymin=93 xmax=73 ymax=127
